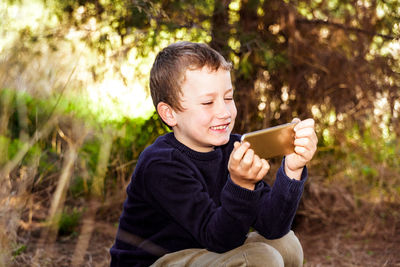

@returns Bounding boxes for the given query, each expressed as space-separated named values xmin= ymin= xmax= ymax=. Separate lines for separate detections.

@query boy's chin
xmin=212 ymin=137 xmax=230 ymax=147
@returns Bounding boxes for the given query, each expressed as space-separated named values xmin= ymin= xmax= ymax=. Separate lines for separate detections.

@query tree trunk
xmin=234 ymin=0 xmax=261 ymax=133
xmin=209 ymin=0 xmax=232 ymax=60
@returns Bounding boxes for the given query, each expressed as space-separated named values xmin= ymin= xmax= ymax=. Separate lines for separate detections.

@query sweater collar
xmin=164 ymin=132 xmax=222 ymax=161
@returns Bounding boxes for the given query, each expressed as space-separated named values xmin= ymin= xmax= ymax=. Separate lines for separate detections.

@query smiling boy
xmin=110 ymin=42 xmax=318 ymax=267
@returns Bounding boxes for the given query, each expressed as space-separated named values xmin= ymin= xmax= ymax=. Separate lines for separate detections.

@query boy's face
xmin=173 ymin=67 xmax=237 ymax=152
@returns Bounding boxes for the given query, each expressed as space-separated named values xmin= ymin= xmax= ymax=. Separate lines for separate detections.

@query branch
xmin=296 ymin=18 xmax=399 ymax=40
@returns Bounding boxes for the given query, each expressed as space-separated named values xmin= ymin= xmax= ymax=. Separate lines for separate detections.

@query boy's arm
xmin=252 ymin=161 xmax=307 ymax=238
xmin=143 ymin=159 xmax=262 ymax=253
xmin=252 ymin=118 xmax=317 ymax=238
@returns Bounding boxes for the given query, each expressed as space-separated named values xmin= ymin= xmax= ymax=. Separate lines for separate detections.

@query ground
xmin=11 ymin=180 xmax=400 ymax=266
xmin=12 ymin=212 xmax=400 ymax=267
xmin=297 ymin=221 xmax=400 ymax=266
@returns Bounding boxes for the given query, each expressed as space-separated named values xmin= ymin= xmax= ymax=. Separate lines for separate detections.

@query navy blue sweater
xmin=110 ymin=132 xmax=307 ymax=267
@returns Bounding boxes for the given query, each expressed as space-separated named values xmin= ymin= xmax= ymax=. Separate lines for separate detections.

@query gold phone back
xmin=240 ymin=122 xmax=296 ymax=159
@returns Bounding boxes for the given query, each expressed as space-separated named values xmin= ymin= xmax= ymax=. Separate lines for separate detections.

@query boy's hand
xmin=285 ymin=118 xmax=318 ymax=180
xmin=228 ymin=142 xmax=270 ymax=190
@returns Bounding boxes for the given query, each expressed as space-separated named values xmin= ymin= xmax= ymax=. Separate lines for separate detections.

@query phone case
xmin=240 ymin=122 xmax=297 ymax=159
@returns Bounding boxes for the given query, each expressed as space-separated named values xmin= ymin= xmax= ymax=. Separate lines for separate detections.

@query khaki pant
xmin=151 ymin=231 xmax=303 ymax=267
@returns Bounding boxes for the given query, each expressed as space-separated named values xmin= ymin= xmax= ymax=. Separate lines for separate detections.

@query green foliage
xmin=58 ymin=207 xmax=81 ymax=236
xmin=0 ymin=135 xmax=10 ymax=165
xmin=262 ymin=49 xmax=288 ymax=71
xmin=12 ymin=244 xmax=27 ymax=258
xmin=238 ymin=52 xmax=253 ymax=79
xmin=317 ymin=122 xmax=400 ymax=202
xmin=0 ymin=86 xmax=167 ymax=200
xmin=69 ymin=176 xmax=90 ymax=198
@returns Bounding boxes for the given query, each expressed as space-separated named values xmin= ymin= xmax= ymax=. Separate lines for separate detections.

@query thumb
xmin=233 ymin=141 xmax=240 ymax=150
xmin=291 ymin=118 xmax=301 ymax=124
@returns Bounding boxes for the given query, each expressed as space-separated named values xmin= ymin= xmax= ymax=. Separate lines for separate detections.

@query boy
xmin=110 ymin=41 xmax=318 ymax=267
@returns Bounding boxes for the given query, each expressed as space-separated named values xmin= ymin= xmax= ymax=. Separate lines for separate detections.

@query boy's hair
xmin=150 ymin=41 xmax=232 ymax=111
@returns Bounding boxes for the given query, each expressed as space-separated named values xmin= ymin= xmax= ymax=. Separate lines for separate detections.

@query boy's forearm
xmin=253 ymin=163 xmax=307 ymax=238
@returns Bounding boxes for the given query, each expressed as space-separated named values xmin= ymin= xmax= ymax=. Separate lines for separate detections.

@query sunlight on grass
xmin=1 ymin=0 xmax=217 ymax=124
xmin=1 ymin=0 xmax=157 ymax=122
xmin=87 ymin=79 xmax=154 ymax=121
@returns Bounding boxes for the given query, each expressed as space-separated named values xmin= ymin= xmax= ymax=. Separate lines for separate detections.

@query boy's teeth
xmin=211 ymin=125 xmax=227 ymax=130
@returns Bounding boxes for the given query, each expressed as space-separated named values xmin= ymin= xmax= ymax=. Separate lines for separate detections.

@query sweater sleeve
xmin=252 ymin=158 xmax=307 ymax=239
xmin=142 ymin=159 xmax=263 ymax=253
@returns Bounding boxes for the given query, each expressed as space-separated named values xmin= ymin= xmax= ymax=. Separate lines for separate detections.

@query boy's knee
xmin=234 ymin=242 xmax=284 ymax=267
xmin=280 ymin=231 xmax=303 ymax=267
xmin=245 ymin=231 xmax=303 ymax=267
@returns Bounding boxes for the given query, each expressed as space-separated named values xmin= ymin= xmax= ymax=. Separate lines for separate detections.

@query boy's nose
xmin=215 ymin=101 xmax=231 ymax=119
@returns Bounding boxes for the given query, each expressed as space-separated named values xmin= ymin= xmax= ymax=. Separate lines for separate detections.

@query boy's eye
xmin=225 ymin=97 xmax=233 ymax=101
xmin=202 ymin=101 xmax=213 ymax=105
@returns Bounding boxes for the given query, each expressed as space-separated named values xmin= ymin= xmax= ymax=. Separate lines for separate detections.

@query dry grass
xmin=297 ymin=199 xmax=400 ymax=266
xmin=0 ymin=39 xmax=129 ymax=267
xmin=3 ymin=143 xmax=399 ymax=267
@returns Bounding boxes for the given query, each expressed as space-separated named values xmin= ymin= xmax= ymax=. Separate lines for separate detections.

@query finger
xmin=295 ymin=127 xmax=316 ymax=139
xmin=294 ymin=137 xmax=315 ymax=149
xmin=295 ymin=132 xmax=318 ymax=149
xmin=251 ymin=155 xmax=262 ymax=173
xmin=294 ymin=146 xmax=314 ymax=162
xmin=233 ymin=141 xmax=240 ymax=149
xmin=241 ymin=148 xmax=255 ymax=168
xmin=294 ymin=118 xmax=315 ymax=131
xmin=294 ymin=145 xmax=308 ymax=155
xmin=294 ymin=135 xmax=317 ymax=150
xmin=256 ymin=159 xmax=270 ymax=180
xmin=262 ymin=159 xmax=270 ymax=171
xmin=232 ymin=142 xmax=250 ymax=163
xmin=230 ymin=142 xmax=240 ymax=156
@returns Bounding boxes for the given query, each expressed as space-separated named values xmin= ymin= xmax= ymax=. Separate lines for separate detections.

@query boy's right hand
xmin=228 ymin=141 xmax=270 ymax=190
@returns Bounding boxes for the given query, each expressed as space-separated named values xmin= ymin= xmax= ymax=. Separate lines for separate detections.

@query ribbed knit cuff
xmin=275 ymin=159 xmax=307 ymax=196
xmin=220 ymin=176 xmax=263 ymax=222
xmin=224 ymin=175 xmax=264 ymax=201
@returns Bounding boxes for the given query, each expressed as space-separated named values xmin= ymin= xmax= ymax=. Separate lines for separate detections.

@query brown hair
xmin=150 ymin=41 xmax=232 ymax=111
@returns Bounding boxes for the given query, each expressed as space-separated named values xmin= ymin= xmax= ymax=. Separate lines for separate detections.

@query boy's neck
xmin=172 ymin=131 xmax=215 ymax=153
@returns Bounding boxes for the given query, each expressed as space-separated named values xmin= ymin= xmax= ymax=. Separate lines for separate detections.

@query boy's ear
xmin=157 ymin=102 xmax=177 ymax=127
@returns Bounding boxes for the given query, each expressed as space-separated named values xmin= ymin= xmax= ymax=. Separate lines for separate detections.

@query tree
xmin=42 ymin=0 xmax=400 ymax=135
xmin=224 ymin=0 xmax=400 ymax=134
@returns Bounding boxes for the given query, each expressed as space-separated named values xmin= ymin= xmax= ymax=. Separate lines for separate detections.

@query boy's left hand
xmin=284 ymin=118 xmax=318 ymax=180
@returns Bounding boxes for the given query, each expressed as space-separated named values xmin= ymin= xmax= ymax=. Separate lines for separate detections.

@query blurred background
xmin=0 ymin=0 xmax=399 ymax=266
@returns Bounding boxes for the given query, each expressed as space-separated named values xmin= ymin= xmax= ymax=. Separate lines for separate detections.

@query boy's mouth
xmin=210 ymin=124 xmax=230 ymax=131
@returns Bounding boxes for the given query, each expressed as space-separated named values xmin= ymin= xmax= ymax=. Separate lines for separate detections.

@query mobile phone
xmin=240 ymin=122 xmax=297 ymax=159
